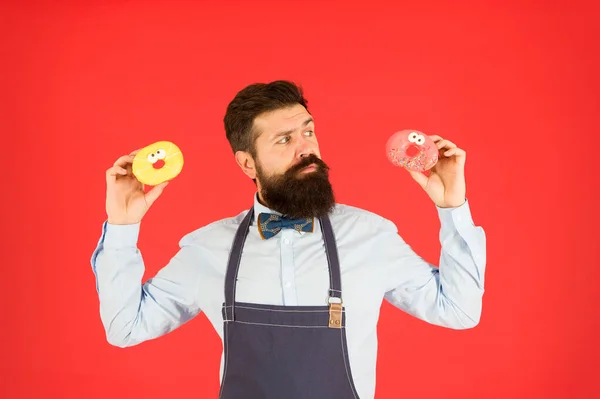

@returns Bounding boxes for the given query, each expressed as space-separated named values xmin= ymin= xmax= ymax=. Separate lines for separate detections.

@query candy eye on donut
xmin=147 ymin=152 xmax=159 ymax=164
xmin=408 ymin=132 xmax=419 ymax=143
xmin=155 ymin=149 xmax=166 ymax=159
xmin=415 ymin=135 xmax=425 ymax=145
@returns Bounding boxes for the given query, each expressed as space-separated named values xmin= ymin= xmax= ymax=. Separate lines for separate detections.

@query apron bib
xmin=219 ymin=207 xmax=360 ymax=399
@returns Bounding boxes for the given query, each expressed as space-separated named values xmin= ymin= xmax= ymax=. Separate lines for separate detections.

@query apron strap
xmin=319 ymin=214 xmax=343 ymax=303
xmin=223 ymin=206 xmax=255 ymax=321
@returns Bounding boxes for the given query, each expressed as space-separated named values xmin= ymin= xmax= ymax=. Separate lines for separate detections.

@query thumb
xmin=407 ymin=169 xmax=428 ymax=189
xmin=145 ymin=181 xmax=169 ymax=206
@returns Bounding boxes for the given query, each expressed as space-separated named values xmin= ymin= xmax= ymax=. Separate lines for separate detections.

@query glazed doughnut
xmin=132 ymin=141 xmax=184 ymax=186
xmin=386 ymin=130 xmax=438 ymax=172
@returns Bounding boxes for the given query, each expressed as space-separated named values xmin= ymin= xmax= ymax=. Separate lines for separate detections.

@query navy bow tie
xmin=257 ymin=213 xmax=314 ymax=239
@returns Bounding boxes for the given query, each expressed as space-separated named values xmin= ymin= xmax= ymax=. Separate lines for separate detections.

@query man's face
xmin=245 ymin=104 xmax=336 ymax=218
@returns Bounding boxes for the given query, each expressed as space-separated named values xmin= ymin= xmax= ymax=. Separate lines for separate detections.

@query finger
xmin=113 ymin=154 xmax=136 ymax=168
xmin=428 ymin=135 xmax=443 ymax=142
xmin=144 ymin=181 xmax=169 ymax=206
xmin=436 ymin=139 xmax=457 ymax=150
xmin=129 ymin=149 xmax=141 ymax=156
xmin=106 ymin=167 xmax=127 ymax=177
xmin=443 ymin=147 xmax=466 ymax=158
xmin=106 ymin=165 xmax=128 ymax=180
xmin=407 ymin=169 xmax=428 ymax=189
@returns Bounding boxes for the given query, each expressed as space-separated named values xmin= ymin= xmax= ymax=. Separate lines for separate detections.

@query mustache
xmin=286 ymin=154 xmax=329 ymax=175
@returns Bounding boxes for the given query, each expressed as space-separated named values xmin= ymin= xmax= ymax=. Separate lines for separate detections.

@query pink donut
xmin=386 ymin=129 xmax=438 ymax=172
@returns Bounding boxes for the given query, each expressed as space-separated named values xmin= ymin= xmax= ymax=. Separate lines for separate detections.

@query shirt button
xmin=285 ymin=282 xmax=291 ymax=288
xmin=283 ymin=238 xmax=290 ymax=245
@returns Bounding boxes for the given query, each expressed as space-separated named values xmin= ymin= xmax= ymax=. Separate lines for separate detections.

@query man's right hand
xmin=105 ymin=149 xmax=169 ymax=225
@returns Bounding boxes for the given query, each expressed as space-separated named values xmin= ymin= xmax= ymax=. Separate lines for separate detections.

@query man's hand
xmin=407 ymin=135 xmax=467 ymax=208
xmin=105 ymin=149 xmax=169 ymax=225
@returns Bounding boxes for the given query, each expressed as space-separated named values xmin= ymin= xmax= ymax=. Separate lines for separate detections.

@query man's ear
xmin=235 ymin=150 xmax=257 ymax=180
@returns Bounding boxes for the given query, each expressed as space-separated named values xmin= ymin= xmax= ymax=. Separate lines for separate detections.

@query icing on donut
xmin=386 ymin=130 xmax=438 ymax=172
xmin=132 ymin=141 xmax=184 ymax=185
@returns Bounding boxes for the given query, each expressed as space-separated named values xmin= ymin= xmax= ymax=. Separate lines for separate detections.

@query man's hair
xmin=224 ymin=80 xmax=309 ymax=157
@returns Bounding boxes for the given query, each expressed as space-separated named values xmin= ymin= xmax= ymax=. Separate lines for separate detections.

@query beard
xmin=256 ymin=154 xmax=336 ymax=219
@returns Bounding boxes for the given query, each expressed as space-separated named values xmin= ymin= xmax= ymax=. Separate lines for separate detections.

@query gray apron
xmin=218 ymin=206 xmax=360 ymax=398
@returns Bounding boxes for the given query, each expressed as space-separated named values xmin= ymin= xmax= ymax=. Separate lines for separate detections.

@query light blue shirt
xmin=90 ymin=193 xmax=486 ymax=399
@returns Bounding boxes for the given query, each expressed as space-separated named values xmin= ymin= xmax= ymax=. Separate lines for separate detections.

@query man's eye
xmin=278 ymin=136 xmax=290 ymax=144
xmin=304 ymin=130 xmax=314 ymax=136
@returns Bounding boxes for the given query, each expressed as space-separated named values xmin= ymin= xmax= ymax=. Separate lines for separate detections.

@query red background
xmin=2 ymin=1 xmax=599 ymax=398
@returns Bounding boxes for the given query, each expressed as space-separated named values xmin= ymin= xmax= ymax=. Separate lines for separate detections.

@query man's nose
xmin=297 ymin=141 xmax=315 ymax=158
xmin=298 ymin=148 xmax=316 ymax=160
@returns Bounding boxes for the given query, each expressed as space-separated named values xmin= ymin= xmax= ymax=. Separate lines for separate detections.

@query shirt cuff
xmin=102 ymin=220 xmax=141 ymax=249
xmin=436 ymin=198 xmax=474 ymax=228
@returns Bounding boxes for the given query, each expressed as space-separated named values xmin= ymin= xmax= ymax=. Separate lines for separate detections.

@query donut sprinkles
xmin=388 ymin=147 xmax=438 ymax=170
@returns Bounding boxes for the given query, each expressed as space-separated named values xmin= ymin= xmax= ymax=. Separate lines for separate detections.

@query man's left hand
xmin=407 ymin=135 xmax=467 ymax=208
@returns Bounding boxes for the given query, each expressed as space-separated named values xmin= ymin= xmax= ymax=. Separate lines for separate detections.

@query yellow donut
xmin=132 ymin=141 xmax=184 ymax=186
